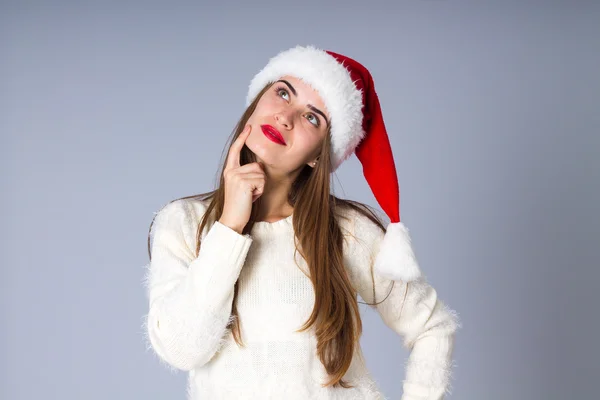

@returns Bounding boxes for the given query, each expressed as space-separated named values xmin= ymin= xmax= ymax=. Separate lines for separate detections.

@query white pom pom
xmin=373 ymin=221 xmax=422 ymax=282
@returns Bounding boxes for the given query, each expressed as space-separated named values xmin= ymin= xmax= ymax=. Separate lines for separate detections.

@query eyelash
xmin=274 ymin=86 xmax=320 ymax=127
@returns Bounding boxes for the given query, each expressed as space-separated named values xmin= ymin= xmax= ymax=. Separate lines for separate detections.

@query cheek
xmin=294 ymin=132 xmax=322 ymax=157
xmin=248 ymin=101 xmax=272 ymax=124
xmin=255 ymin=94 xmax=280 ymax=112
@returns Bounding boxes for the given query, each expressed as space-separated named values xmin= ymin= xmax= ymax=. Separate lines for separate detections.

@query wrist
xmin=218 ymin=218 xmax=244 ymax=235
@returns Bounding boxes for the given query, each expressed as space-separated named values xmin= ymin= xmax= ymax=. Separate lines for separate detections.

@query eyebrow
xmin=276 ymin=79 xmax=330 ymax=128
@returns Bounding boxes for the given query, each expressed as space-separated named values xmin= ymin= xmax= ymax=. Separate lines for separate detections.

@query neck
xmin=253 ymin=157 xmax=307 ymax=220
xmin=255 ymin=175 xmax=295 ymax=220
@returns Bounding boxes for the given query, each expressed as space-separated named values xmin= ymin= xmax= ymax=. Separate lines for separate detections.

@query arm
xmin=142 ymin=199 xmax=253 ymax=371
xmin=342 ymin=210 xmax=461 ymax=399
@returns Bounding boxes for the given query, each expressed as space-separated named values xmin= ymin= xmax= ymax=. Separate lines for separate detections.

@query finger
xmin=238 ymin=172 xmax=266 ymax=180
xmin=244 ymin=176 xmax=265 ymax=192
xmin=225 ymin=124 xmax=250 ymax=171
xmin=248 ymin=179 xmax=265 ymax=202
xmin=225 ymin=124 xmax=252 ymax=171
xmin=236 ymin=162 xmax=265 ymax=174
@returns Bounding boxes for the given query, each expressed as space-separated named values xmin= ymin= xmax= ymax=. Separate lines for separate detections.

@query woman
xmin=143 ymin=45 xmax=461 ymax=399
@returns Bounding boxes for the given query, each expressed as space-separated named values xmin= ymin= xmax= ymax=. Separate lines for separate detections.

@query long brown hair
xmin=147 ymin=81 xmax=395 ymax=388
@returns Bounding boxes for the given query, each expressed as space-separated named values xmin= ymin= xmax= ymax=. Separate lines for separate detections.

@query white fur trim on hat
xmin=246 ymin=45 xmax=365 ymax=172
xmin=374 ymin=222 xmax=422 ymax=282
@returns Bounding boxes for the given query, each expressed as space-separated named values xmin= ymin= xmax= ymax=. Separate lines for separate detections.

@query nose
xmin=275 ymin=110 xmax=293 ymax=129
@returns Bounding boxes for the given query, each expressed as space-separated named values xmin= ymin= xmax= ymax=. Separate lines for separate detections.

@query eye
xmin=305 ymin=113 xmax=320 ymax=127
xmin=275 ymin=85 xmax=320 ymax=128
xmin=275 ymin=86 xmax=290 ymax=101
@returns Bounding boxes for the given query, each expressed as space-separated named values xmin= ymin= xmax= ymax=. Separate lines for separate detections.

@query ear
xmin=307 ymin=157 xmax=319 ymax=169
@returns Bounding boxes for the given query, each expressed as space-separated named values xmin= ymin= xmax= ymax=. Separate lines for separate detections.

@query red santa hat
xmin=246 ymin=45 xmax=422 ymax=282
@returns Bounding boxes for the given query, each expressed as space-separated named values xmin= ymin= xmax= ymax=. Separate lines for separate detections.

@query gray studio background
xmin=2 ymin=1 xmax=599 ymax=399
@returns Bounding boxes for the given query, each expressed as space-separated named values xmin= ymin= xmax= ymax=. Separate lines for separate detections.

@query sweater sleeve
xmin=341 ymin=209 xmax=462 ymax=400
xmin=142 ymin=199 xmax=253 ymax=371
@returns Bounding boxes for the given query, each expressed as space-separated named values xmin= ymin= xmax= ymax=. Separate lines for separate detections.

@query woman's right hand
xmin=219 ymin=124 xmax=266 ymax=234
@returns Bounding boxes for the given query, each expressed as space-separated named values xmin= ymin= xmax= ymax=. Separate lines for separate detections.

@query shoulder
xmin=152 ymin=198 xmax=199 ymax=229
xmin=336 ymin=205 xmax=387 ymax=258
xmin=150 ymin=197 xmax=213 ymax=249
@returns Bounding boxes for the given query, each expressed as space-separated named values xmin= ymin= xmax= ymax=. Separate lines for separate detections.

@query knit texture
xmin=142 ymin=198 xmax=461 ymax=400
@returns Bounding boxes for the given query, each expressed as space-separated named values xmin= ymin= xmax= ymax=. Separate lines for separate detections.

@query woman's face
xmin=245 ymin=75 xmax=330 ymax=176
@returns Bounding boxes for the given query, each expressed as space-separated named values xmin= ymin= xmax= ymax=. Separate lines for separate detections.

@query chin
xmin=244 ymin=140 xmax=268 ymax=162
xmin=247 ymin=134 xmax=279 ymax=158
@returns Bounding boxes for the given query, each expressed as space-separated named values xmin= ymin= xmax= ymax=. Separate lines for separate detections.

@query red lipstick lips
xmin=261 ymin=124 xmax=286 ymax=145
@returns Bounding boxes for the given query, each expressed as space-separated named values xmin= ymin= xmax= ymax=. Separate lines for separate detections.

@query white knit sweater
xmin=143 ymin=197 xmax=460 ymax=399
